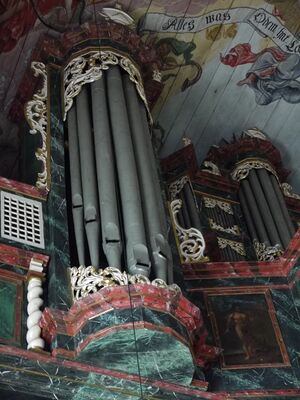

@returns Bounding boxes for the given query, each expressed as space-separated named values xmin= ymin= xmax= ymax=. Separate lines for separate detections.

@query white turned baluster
xmin=26 ymin=259 xmax=45 ymax=350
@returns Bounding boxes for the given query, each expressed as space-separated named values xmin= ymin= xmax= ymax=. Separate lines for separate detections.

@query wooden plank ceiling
xmin=0 ymin=0 xmax=300 ymax=189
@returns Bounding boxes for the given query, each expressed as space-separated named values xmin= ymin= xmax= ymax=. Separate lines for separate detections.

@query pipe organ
xmin=66 ymin=65 xmax=172 ymax=281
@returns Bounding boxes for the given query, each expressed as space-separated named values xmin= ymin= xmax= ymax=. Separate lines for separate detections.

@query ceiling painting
xmin=0 ymin=0 xmax=300 ymax=190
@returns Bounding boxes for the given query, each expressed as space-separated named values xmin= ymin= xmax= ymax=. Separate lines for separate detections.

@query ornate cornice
xmin=70 ymin=266 xmax=180 ymax=301
xmin=170 ymin=199 xmax=208 ymax=263
xmin=63 ymin=49 xmax=151 ymax=122
xmin=24 ymin=62 xmax=49 ymax=192
xmin=231 ymin=158 xmax=278 ymax=182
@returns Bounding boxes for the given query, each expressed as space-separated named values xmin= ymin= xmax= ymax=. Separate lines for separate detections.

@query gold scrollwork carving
xmin=253 ymin=240 xmax=283 ymax=262
xmin=281 ymin=183 xmax=300 ymax=200
xmin=231 ymin=158 xmax=278 ymax=182
xmin=24 ymin=62 xmax=48 ymax=191
xmin=170 ymin=199 xmax=208 ymax=263
xmin=63 ymin=49 xmax=151 ymax=121
xmin=70 ymin=265 xmax=180 ymax=301
xmin=201 ymin=161 xmax=221 ymax=176
xmin=209 ymin=219 xmax=240 ymax=236
xmin=217 ymin=237 xmax=246 ymax=256
xmin=203 ymin=196 xmax=233 ymax=215
xmin=168 ymin=175 xmax=189 ymax=200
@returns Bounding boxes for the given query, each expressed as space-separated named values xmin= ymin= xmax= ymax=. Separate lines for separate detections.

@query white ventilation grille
xmin=1 ymin=191 xmax=44 ymax=249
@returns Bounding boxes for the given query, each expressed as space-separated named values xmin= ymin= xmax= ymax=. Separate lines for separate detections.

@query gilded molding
xmin=24 ymin=62 xmax=48 ymax=191
xmin=168 ymin=175 xmax=189 ymax=200
xmin=209 ymin=219 xmax=240 ymax=236
xmin=231 ymin=158 xmax=278 ymax=182
xmin=63 ymin=49 xmax=150 ymax=121
xmin=253 ymin=240 xmax=283 ymax=262
xmin=201 ymin=161 xmax=221 ymax=176
xmin=203 ymin=196 xmax=233 ymax=214
xmin=170 ymin=199 xmax=208 ymax=263
xmin=281 ymin=183 xmax=300 ymax=200
xmin=217 ymin=237 xmax=246 ymax=256
xmin=70 ymin=265 xmax=180 ymax=301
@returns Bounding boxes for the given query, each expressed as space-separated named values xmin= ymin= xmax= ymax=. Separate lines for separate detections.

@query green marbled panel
xmin=0 ymin=280 xmax=16 ymax=340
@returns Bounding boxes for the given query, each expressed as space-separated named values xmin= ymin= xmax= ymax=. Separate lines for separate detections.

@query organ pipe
xmin=76 ymin=86 xmax=100 ymax=266
xmin=67 ymin=106 xmax=85 ymax=265
xmin=91 ymin=78 xmax=122 ymax=268
xmin=107 ymin=67 xmax=150 ymax=277
xmin=123 ymin=75 xmax=170 ymax=281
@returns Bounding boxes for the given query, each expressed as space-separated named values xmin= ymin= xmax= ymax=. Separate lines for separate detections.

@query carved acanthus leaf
xmin=253 ymin=240 xmax=283 ymax=262
xmin=209 ymin=219 xmax=240 ymax=235
xmin=170 ymin=199 xmax=208 ymax=263
xmin=168 ymin=176 xmax=189 ymax=200
xmin=231 ymin=158 xmax=277 ymax=182
xmin=24 ymin=62 xmax=48 ymax=191
xmin=203 ymin=196 xmax=233 ymax=215
xmin=70 ymin=266 xmax=180 ymax=301
xmin=217 ymin=237 xmax=245 ymax=256
xmin=64 ymin=50 xmax=150 ymax=121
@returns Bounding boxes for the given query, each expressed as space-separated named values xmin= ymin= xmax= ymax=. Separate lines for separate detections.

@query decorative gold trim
xmin=168 ymin=175 xmax=189 ymax=200
xmin=69 ymin=266 xmax=180 ymax=301
xmin=281 ymin=183 xmax=300 ymax=200
xmin=24 ymin=62 xmax=48 ymax=192
xmin=231 ymin=158 xmax=278 ymax=182
xmin=63 ymin=49 xmax=151 ymax=121
xmin=203 ymin=196 xmax=233 ymax=214
xmin=201 ymin=161 xmax=221 ymax=176
xmin=217 ymin=237 xmax=245 ymax=256
xmin=209 ymin=219 xmax=240 ymax=236
xmin=170 ymin=199 xmax=208 ymax=263
xmin=253 ymin=240 xmax=283 ymax=262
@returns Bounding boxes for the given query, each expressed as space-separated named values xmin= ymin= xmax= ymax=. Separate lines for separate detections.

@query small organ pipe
xmin=240 ymin=180 xmax=270 ymax=245
xmin=238 ymin=189 xmax=258 ymax=242
xmin=67 ymin=106 xmax=85 ymax=265
xmin=257 ymin=169 xmax=291 ymax=248
xmin=76 ymin=86 xmax=100 ymax=266
xmin=123 ymin=75 xmax=170 ymax=281
xmin=107 ymin=67 xmax=150 ymax=276
xmin=91 ymin=78 xmax=122 ymax=268
xmin=248 ymin=170 xmax=282 ymax=247
xmin=270 ymin=174 xmax=295 ymax=237
xmin=183 ymin=183 xmax=202 ymax=231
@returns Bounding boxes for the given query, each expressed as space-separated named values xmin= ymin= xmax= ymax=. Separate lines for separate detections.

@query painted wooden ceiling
xmin=0 ymin=0 xmax=300 ymax=189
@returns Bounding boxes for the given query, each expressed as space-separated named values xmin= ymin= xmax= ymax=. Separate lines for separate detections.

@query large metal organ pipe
xmin=67 ymin=66 xmax=172 ymax=281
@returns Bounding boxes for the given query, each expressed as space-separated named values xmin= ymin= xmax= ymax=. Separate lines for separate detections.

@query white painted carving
xmin=243 ymin=128 xmax=267 ymax=140
xmin=201 ymin=161 xmax=221 ymax=176
xmin=26 ymin=259 xmax=45 ymax=350
xmin=99 ymin=8 xmax=134 ymax=25
xmin=231 ymin=159 xmax=277 ymax=182
xmin=24 ymin=62 xmax=48 ymax=191
xmin=64 ymin=50 xmax=150 ymax=121
xmin=203 ymin=196 xmax=234 ymax=215
xmin=168 ymin=176 xmax=189 ymax=200
xmin=170 ymin=199 xmax=207 ymax=263
xmin=70 ymin=265 xmax=180 ymax=301
xmin=281 ymin=183 xmax=300 ymax=200
xmin=217 ymin=237 xmax=246 ymax=256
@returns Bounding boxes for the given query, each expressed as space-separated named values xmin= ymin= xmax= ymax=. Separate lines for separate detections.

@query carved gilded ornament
xmin=203 ymin=196 xmax=233 ymax=214
xmin=231 ymin=158 xmax=278 ymax=182
xmin=201 ymin=161 xmax=221 ymax=176
xmin=64 ymin=50 xmax=150 ymax=121
xmin=208 ymin=219 xmax=240 ymax=236
xmin=170 ymin=199 xmax=208 ymax=263
xmin=253 ymin=240 xmax=283 ymax=262
xmin=70 ymin=266 xmax=180 ymax=301
xmin=168 ymin=175 xmax=189 ymax=200
xmin=24 ymin=62 xmax=48 ymax=191
xmin=217 ymin=237 xmax=246 ymax=256
xmin=281 ymin=183 xmax=300 ymax=200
